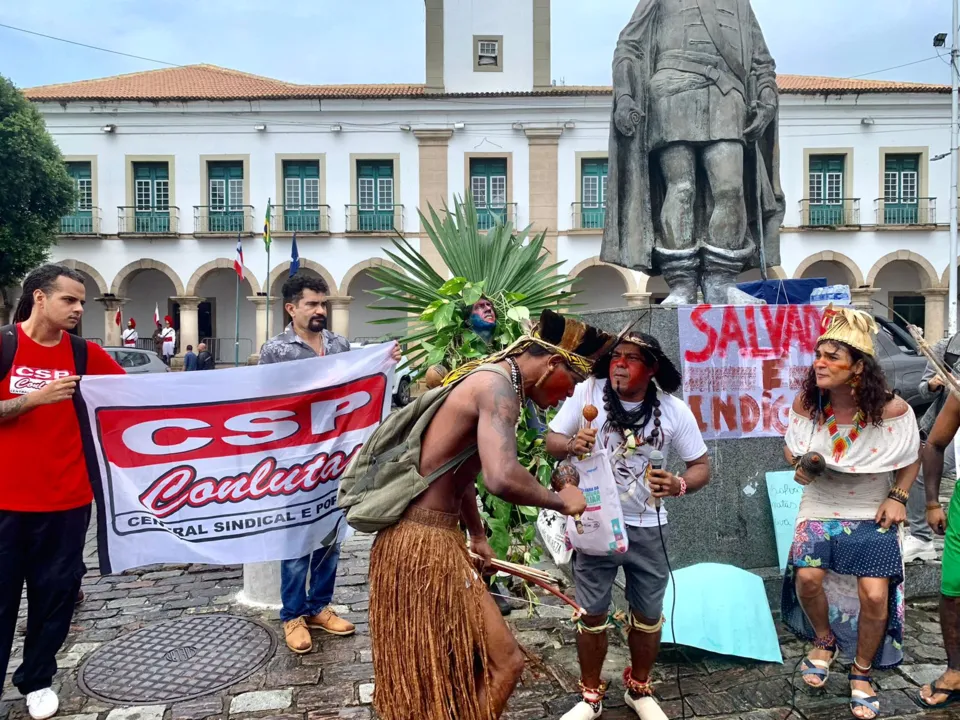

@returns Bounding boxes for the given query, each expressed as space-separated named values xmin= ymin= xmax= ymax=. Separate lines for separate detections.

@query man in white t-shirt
xmin=547 ymin=331 xmax=711 ymax=720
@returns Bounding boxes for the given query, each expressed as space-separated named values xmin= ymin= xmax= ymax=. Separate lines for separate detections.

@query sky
xmin=0 ymin=0 xmax=954 ymax=90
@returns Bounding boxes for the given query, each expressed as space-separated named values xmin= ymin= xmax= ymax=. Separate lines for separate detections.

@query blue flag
xmin=289 ymin=233 xmax=300 ymax=277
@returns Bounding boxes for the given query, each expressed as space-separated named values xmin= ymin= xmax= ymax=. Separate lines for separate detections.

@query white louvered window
xmin=901 ymin=171 xmax=918 ymax=203
xmin=378 ymin=178 xmax=394 ymax=209
xmin=304 ymin=178 xmax=320 ymax=209
xmin=155 ymin=180 xmax=169 ymax=210
xmin=490 ymin=176 xmax=506 ymax=207
xmin=825 ymin=172 xmax=842 ymax=204
xmin=583 ymin=176 xmax=599 ymax=207
xmin=359 ymin=178 xmax=375 ymax=210
xmin=884 ymin=172 xmax=899 ymax=202
xmin=136 ymin=179 xmax=152 ymax=210
xmin=808 ymin=173 xmax=823 ymax=203
xmin=285 ymin=178 xmax=301 ymax=209
xmin=471 ymin=176 xmax=487 ymax=207
xmin=228 ymin=178 xmax=243 ymax=210
xmin=76 ymin=179 xmax=93 ymax=211
xmin=210 ymin=179 xmax=225 ymax=210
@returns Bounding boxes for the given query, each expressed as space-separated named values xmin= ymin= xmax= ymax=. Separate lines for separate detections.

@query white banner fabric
xmin=80 ymin=344 xmax=394 ymax=573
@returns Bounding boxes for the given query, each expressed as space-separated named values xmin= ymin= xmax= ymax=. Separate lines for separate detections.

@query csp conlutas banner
xmin=79 ymin=344 xmax=394 ymax=574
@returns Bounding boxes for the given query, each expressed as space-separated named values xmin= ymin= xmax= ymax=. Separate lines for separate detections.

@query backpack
xmin=337 ymin=364 xmax=510 ymax=533
xmin=0 ymin=324 xmax=89 ymax=382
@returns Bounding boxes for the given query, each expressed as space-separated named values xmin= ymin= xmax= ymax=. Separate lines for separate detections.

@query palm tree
xmin=366 ymin=195 xmax=579 ymax=376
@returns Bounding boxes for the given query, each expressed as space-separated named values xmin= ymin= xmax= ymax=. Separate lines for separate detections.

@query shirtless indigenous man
xmin=367 ymin=309 xmax=614 ymax=720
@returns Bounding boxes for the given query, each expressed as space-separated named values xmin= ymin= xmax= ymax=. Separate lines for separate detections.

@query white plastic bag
xmin=536 ymin=509 xmax=573 ymax=566
xmin=566 ymin=448 xmax=629 ymax=556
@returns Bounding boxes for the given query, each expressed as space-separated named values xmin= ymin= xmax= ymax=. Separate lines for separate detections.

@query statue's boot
xmin=700 ymin=241 xmax=764 ymax=305
xmin=654 ymin=246 xmax=700 ymax=306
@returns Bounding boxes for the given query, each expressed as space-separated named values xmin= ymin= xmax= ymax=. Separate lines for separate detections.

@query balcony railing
xmin=875 ymin=197 xmax=937 ymax=226
xmin=571 ymin=202 xmax=606 ymax=230
xmin=59 ymin=208 xmax=101 ymax=235
xmin=194 ymin=205 xmax=255 ymax=235
xmin=270 ymin=205 xmax=331 ymax=234
xmin=345 ymin=204 xmax=403 ymax=233
xmin=799 ymin=199 xmax=860 ymax=227
xmin=118 ymin=206 xmax=179 ymax=235
xmin=476 ymin=203 xmax=517 ymax=231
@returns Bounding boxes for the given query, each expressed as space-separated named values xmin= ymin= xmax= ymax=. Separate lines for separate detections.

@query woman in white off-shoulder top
xmin=781 ymin=307 xmax=920 ymax=720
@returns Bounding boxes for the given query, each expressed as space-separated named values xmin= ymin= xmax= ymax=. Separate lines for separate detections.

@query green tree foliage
xmin=366 ymin=197 xmax=578 ymax=562
xmin=0 ymin=75 xmax=74 ymax=291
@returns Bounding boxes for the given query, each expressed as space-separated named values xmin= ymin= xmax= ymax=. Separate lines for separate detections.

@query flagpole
xmin=234 ymin=271 xmax=241 ymax=367
xmin=264 ymin=199 xmax=272 ymax=346
xmin=265 ymin=241 xmax=271 ymax=344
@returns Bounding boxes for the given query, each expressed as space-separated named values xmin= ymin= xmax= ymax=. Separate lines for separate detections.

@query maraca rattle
xmin=794 ymin=451 xmax=826 ymax=478
xmin=579 ymin=404 xmax=599 ymax=459
xmin=551 ymin=462 xmax=584 ymax=534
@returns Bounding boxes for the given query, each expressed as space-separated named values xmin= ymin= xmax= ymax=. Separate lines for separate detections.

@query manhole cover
xmin=78 ymin=614 xmax=276 ymax=704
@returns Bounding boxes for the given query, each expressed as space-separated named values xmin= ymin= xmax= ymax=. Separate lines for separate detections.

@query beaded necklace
xmin=823 ymin=401 xmax=867 ymax=461
xmin=505 ymin=357 xmax=526 ymax=409
xmin=602 ymin=380 xmax=663 ymax=450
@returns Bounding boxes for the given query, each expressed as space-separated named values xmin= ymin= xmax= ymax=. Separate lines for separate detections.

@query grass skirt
xmin=369 ymin=505 xmax=492 ymax=720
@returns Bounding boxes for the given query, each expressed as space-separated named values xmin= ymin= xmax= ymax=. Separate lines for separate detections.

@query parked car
xmin=350 ymin=337 xmax=413 ymax=406
xmin=102 ymin=347 xmax=170 ymax=373
xmin=872 ymin=316 xmax=929 ymax=415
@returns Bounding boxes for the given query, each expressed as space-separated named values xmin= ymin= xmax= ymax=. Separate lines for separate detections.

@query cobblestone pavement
xmin=2 ymin=523 xmax=959 ymax=720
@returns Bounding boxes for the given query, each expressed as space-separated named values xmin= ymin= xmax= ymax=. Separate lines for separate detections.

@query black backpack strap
xmin=0 ymin=324 xmax=17 ymax=383
xmin=68 ymin=333 xmax=88 ymax=375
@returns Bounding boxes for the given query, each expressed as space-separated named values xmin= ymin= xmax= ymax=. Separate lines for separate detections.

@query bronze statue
xmin=601 ymin=0 xmax=785 ymax=305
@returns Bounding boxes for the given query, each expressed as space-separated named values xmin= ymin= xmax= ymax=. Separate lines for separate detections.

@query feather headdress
xmin=818 ymin=305 xmax=878 ymax=356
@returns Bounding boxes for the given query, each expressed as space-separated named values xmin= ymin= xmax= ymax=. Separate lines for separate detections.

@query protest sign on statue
xmin=79 ymin=344 xmax=394 ymax=573
xmin=678 ymin=305 xmax=825 ymax=440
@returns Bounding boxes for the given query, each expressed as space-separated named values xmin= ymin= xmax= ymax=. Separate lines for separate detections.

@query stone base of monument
xmin=571 ymin=305 xmax=941 ymax=611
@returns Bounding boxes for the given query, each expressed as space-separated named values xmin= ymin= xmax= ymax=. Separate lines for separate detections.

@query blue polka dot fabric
xmin=781 ymin=519 xmax=905 ymax=669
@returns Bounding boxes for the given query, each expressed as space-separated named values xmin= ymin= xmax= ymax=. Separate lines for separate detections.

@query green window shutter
xmin=64 ymin=162 xmax=93 ymax=233
xmin=356 ymin=160 xmax=395 ymax=231
xmin=807 ymin=155 xmax=846 ymax=226
xmin=884 ymin=154 xmax=921 ymax=224
xmin=470 ymin=158 xmax=508 ymax=229
xmin=132 ymin=162 xmax=170 ymax=232
xmin=207 ymin=161 xmax=243 ymax=232
xmin=283 ymin=161 xmax=322 ymax=232
xmin=580 ymin=158 xmax=608 ymax=229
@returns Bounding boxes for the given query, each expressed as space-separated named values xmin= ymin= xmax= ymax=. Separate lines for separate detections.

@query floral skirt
xmin=780 ymin=519 xmax=905 ymax=669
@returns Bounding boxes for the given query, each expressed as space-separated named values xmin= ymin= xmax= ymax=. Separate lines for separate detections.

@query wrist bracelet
xmin=678 ymin=478 xmax=687 ymax=497
xmin=566 ymin=436 xmax=576 ymax=457
xmin=887 ymin=487 xmax=909 ymax=505
xmin=927 ymin=502 xmax=944 ymax=511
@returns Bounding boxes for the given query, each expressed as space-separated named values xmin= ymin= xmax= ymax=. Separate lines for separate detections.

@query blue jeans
xmin=279 ymin=543 xmax=341 ymax=622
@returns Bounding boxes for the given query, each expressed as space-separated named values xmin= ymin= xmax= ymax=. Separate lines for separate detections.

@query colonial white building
xmin=13 ymin=0 xmax=954 ymax=360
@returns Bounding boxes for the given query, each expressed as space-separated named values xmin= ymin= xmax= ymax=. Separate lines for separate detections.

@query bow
xmin=469 ymin=552 xmax=585 ymax=619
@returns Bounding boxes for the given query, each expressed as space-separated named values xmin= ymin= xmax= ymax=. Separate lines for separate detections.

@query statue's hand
xmin=744 ymin=102 xmax=775 ymax=142
xmin=614 ymin=97 xmax=643 ymax=137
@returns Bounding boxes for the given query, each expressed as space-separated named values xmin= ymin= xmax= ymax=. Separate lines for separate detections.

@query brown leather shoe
xmin=283 ymin=617 xmax=313 ymax=654
xmin=305 ymin=607 xmax=355 ymax=636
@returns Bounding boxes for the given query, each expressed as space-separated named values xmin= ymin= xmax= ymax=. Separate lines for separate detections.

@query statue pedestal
xmin=577 ymin=305 xmax=940 ymax=606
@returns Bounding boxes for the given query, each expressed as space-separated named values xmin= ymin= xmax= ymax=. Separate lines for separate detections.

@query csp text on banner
xmin=79 ymin=344 xmax=395 ymax=574
xmin=678 ymin=304 xmax=825 ymax=440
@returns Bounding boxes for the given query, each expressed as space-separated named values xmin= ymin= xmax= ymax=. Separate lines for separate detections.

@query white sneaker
xmin=624 ymin=692 xmax=669 ymax=720
xmin=903 ymin=534 xmax=937 ymax=563
xmin=560 ymin=699 xmax=602 ymax=720
xmin=25 ymin=688 xmax=59 ymax=720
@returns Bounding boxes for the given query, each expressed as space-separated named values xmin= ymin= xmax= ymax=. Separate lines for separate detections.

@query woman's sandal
xmin=848 ymin=658 xmax=880 ymax=720
xmin=800 ymin=634 xmax=838 ymax=689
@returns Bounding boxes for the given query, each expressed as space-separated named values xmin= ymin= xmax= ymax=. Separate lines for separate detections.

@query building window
xmin=283 ymin=160 xmax=322 ymax=232
xmin=580 ymin=158 xmax=608 ymax=229
xmin=891 ymin=294 xmax=925 ymax=331
xmin=356 ymin=160 xmax=395 ymax=232
xmin=207 ymin=161 xmax=244 ymax=233
xmin=133 ymin=162 xmax=170 ymax=233
xmin=470 ymin=158 xmax=508 ymax=230
xmin=883 ymin=154 xmax=921 ymax=224
xmin=474 ymin=35 xmax=504 ymax=72
xmin=808 ymin=155 xmax=846 ymax=226
xmin=63 ymin=161 xmax=94 ymax=234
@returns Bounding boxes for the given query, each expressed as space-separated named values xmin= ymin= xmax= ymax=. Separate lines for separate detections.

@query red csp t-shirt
xmin=0 ymin=326 xmax=124 ymax=512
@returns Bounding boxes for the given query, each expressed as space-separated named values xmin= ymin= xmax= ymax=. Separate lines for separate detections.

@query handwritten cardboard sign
xmin=678 ymin=305 xmax=826 ymax=440
xmin=765 ymin=470 xmax=803 ymax=571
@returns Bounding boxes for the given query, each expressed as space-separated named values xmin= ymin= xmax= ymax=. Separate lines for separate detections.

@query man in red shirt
xmin=0 ymin=265 xmax=123 ymax=720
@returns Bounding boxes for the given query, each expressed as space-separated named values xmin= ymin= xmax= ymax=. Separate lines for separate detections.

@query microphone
xmin=648 ymin=449 xmax=665 ymax=511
